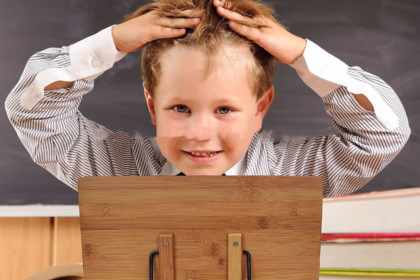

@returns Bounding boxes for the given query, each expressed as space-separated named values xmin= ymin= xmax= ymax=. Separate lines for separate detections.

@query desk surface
xmin=1 ymin=188 xmax=420 ymax=233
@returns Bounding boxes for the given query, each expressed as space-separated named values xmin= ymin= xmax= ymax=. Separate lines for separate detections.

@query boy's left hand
xmin=213 ymin=0 xmax=307 ymax=65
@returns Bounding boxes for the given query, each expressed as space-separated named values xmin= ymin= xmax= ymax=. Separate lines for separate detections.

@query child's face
xmin=143 ymin=46 xmax=274 ymax=175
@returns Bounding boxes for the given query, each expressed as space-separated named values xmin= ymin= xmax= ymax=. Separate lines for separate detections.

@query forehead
xmin=157 ymin=45 xmax=253 ymax=92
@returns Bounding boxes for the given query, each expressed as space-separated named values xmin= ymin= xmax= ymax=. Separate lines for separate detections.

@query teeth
xmin=190 ymin=151 xmax=218 ymax=157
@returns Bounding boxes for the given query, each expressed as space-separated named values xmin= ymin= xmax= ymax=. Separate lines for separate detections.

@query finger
xmin=158 ymin=16 xmax=200 ymax=28
xmin=217 ymin=6 xmax=271 ymax=28
xmin=178 ymin=9 xmax=203 ymax=18
xmin=155 ymin=26 xmax=187 ymax=39
xmin=228 ymin=21 xmax=261 ymax=42
xmin=216 ymin=5 xmax=250 ymax=23
xmin=213 ymin=0 xmax=233 ymax=9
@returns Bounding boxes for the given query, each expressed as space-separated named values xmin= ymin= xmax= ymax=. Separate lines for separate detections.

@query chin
xmin=183 ymin=169 xmax=223 ymax=176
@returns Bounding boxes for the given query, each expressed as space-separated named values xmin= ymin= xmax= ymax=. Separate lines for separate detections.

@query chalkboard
xmin=1 ymin=0 xmax=418 ymax=205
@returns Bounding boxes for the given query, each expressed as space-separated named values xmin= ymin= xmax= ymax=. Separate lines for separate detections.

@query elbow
xmin=402 ymin=125 xmax=411 ymax=145
xmin=395 ymin=119 xmax=411 ymax=152
xmin=396 ymin=105 xmax=412 ymax=147
xmin=382 ymin=115 xmax=411 ymax=156
xmin=370 ymin=125 xmax=410 ymax=173
xmin=4 ymin=92 xmax=20 ymax=129
xmin=4 ymin=91 xmax=14 ymax=119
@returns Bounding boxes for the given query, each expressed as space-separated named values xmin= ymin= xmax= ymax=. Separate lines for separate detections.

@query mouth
xmin=182 ymin=150 xmax=223 ymax=163
xmin=183 ymin=150 xmax=223 ymax=157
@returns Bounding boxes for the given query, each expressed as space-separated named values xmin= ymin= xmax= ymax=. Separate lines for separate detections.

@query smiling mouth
xmin=183 ymin=150 xmax=222 ymax=157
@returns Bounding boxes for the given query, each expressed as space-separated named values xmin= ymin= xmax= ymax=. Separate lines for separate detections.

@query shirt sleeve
xmin=4 ymin=26 xmax=145 ymax=192
xmin=290 ymin=39 xmax=399 ymax=130
xmin=20 ymin=25 xmax=128 ymax=111
xmin=277 ymin=39 xmax=411 ymax=197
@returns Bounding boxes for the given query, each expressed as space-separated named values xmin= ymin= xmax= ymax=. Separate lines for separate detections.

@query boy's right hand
xmin=111 ymin=10 xmax=201 ymax=53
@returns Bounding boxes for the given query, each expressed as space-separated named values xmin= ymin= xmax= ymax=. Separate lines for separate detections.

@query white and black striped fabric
xmin=4 ymin=45 xmax=411 ymax=197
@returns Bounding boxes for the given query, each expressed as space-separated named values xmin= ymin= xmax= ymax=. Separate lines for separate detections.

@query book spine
xmin=319 ymin=268 xmax=420 ymax=278
xmin=321 ymin=233 xmax=420 ymax=243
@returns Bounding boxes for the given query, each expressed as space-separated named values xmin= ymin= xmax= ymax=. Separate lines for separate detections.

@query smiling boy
xmin=5 ymin=0 xmax=410 ymax=197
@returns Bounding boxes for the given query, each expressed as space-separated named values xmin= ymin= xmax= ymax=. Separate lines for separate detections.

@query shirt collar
xmin=159 ymin=152 xmax=247 ymax=176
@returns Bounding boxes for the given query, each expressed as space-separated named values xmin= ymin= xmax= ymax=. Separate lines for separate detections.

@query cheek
xmin=220 ymin=125 xmax=248 ymax=141
xmin=156 ymin=112 xmax=185 ymax=138
xmin=217 ymin=109 xmax=256 ymax=139
xmin=219 ymin=119 xmax=255 ymax=151
xmin=219 ymin=130 xmax=253 ymax=166
xmin=155 ymin=113 xmax=182 ymax=156
xmin=156 ymin=133 xmax=179 ymax=161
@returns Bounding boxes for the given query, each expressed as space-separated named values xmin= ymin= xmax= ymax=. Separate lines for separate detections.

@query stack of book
xmin=319 ymin=187 xmax=420 ymax=279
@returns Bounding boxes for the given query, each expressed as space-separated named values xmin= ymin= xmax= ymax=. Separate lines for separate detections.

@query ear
xmin=253 ymin=85 xmax=275 ymax=132
xmin=143 ymin=82 xmax=157 ymax=125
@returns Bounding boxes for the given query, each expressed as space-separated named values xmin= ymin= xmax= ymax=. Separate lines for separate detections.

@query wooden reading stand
xmin=78 ymin=176 xmax=323 ymax=280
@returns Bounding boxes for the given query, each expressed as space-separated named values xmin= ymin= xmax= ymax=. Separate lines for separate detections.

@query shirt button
xmin=91 ymin=57 xmax=102 ymax=67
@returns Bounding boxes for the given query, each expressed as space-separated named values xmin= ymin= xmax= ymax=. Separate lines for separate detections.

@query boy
xmin=5 ymin=0 xmax=410 ymax=197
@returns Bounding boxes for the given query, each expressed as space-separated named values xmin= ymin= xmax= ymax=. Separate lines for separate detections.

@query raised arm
xmin=4 ymin=27 xmax=136 ymax=191
xmin=276 ymin=40 xmax=411 ymax=197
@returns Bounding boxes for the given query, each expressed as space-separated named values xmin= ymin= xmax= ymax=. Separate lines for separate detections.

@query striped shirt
xmin=4 ymin=26 xmax=411 ymax=197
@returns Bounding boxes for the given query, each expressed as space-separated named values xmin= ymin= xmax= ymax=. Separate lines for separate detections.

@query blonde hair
xmin=124 ymin=0 xmax=283 ymax=101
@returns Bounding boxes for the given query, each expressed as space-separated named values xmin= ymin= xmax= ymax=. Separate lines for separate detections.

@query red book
xmin=321 ymin=233 xmax=420 ymax=243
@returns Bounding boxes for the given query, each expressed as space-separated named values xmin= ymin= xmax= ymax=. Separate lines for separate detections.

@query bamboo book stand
xmin=78 ymin=176 xmax=323 ymax=280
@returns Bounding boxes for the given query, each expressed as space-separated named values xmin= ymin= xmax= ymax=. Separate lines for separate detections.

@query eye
xmin=218 ymin=107 xmax=231 ymax=114
xmin=173 ymin=105 xmax=189 ymax=113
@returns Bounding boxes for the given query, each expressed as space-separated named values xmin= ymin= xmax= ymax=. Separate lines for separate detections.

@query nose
xmin=183 ymin=113 xmax=215 ymax=142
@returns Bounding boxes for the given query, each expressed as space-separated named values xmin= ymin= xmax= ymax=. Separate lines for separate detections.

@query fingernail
xmin=219 ymin=6 xmax=224 ymax=10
